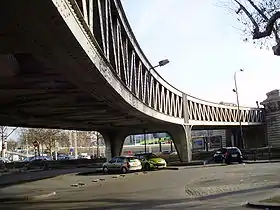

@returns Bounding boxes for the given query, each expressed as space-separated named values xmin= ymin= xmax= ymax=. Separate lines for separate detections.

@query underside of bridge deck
xmin=0 ymin=53 xmax=162 ymax=130
xmin=0 ymin=1 xmax=171 ymax=131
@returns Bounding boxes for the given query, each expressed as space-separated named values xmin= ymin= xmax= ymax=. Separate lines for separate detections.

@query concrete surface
xmin=0 ymin=168 xmax=99 ymax=188
xmin=0 ymin=162 xmax=279 ymax=209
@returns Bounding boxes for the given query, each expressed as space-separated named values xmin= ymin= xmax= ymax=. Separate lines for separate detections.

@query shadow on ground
xmin=0 ymin=197 xmax=202 ymax=210
xmin=1 ymin=183 xmax=280 ymax=210
xmin=0 ymin=168 xmax=101 ymax=189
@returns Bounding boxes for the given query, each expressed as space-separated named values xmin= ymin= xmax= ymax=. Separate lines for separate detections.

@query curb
xmin=243 ymin=160 xmax=280 ymax=164
xmin=181 ymin=164 xmax=226 ymax=169
xmin=165 ymin=167 xmax=180 ymax=170
xmin=246 ymin=201 xmax=280 ymax=209
xmin=168 ymin=162 xmax=205 ymax=167
xmin=0 ymin=192 xmax=56 ymax=202
xmin=165 ymin=163 xmax=226 ymax=170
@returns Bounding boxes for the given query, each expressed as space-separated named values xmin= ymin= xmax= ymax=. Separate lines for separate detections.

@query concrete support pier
xmin=168 ymin=125 xmax=192 ymax=162
xmin=100 ymin=130 xmax=126 ymax=160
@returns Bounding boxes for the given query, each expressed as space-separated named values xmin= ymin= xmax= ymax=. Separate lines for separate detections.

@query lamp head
xmin=158 ymin=59 xmax=169 ymax=67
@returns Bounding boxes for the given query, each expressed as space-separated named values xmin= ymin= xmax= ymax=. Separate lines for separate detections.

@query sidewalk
xmin=0 ymin=167 xmax=100 ymax=188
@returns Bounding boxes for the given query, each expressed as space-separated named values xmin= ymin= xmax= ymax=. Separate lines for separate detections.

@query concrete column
xmin=168 ymin=125 xmax=192 ymax=162
xmin=100 ymin=130 xmax=126 ymax=160
xmin=170 ymin=93 xmax=192 ymax=162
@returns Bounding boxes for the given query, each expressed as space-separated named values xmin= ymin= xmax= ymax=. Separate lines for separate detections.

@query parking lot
xmin=0 ymin=162 xmax=279 ymax=209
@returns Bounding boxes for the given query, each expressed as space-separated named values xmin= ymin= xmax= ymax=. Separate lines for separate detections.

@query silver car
xmin=103 ymin=156 xmax=142 ymax=173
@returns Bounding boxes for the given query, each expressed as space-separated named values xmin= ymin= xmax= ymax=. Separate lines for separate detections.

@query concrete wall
xmin=261 ymin=89 xmax=280 ymax=147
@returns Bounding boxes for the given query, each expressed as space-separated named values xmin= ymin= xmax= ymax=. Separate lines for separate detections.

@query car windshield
xmin=228 ymin=148 xmax=240 ymax=153
xmin=216 ymin=148 xmax=227 ymax=153
xmin=127 ymin=157 xmax=138 ymax=162
xmin=144 ymin=153 xmax=157 ymax=158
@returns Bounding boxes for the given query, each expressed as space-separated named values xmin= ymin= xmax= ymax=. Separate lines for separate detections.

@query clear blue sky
xmin=121 ymin=0 xmax=280 ymax=107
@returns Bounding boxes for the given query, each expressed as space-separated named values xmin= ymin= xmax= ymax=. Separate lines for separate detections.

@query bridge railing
xmin=68 ymin=0 xmax=263 ymax=124
xmin=70 ymin=0 xmax=184 ymax=118
xmin=186 ymin=94 xmax=264 ymax=124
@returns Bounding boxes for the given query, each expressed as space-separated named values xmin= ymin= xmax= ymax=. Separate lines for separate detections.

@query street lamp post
xmin=149 ymin=59 xmax=170 ymax=71
xmin=144 ymin=129 xmax=147 ymax=153
xmin=143 ymin=59 xmax=169 ymax=153
xmin=232 ymin=69 xmax=245 ymax=149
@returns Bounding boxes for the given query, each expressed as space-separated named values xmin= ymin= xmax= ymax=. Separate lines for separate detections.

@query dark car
xmin=213 ymin=147 xmax=243 ymax=164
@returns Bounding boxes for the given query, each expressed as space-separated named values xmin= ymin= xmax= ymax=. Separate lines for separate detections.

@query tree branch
xmin=234 ymin=0 xmax=260 ymax=32
xmin=253 ymin=11 xmax=280 ymax=39
xmin=246 ymin=0 xmax=279 ymax=41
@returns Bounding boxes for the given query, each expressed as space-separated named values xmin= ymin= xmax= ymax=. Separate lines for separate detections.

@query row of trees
xmin=0 ymin=127 xmax=104 ymax=155
xmin=228 ymin=0 xmax=280 ymax=55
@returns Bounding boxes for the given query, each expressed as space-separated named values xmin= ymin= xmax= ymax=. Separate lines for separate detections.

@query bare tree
xmin=74 ymin=131 xmax=104 ymax=147
xmin=229 ymin=0 xmax=280 ymax=55
xmin=0 ymin=126 xmax=18 ymax=148
xmin=19 ymin=128 xmax=69 ymax=155
xmin=75 ymin=131 xmax=92 ymax=147
xmin=6 ymin=139 xmax=18 ymax=151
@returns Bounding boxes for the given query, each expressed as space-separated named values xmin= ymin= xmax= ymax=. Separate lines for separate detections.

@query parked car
xmin=134 ymin=153 xmax=167 ymax=170
xmin=22 ymin=156 xmax=52 ymax=162
xmin=0 ymin=157 xmax=10 ymax=163
xmin=213 ymin=147 xmax=243 ymax=164
xmin=103 ymin=156 xmax=142 ymax=173
xmin=56 ymin=154 xmax=75 ymax=160
xmin=78 ymin=153 xmax=91 ymax=159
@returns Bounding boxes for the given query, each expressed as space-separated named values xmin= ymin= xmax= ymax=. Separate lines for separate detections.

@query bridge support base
xmin=100 ymin=130 xmax=126 ymax=160
xmin=168 ymin=125 xmax=192 ymax=162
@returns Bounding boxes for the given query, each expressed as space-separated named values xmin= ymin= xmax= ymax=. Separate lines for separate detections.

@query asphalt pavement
xmin=0 ymin=162 xmax=279 ymax=209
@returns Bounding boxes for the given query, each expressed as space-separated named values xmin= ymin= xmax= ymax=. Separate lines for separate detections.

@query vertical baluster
xmin=105 ymin=0 xmax=109 ymax=59
xmin=82 ymin=0 xmax=88 ymax=25
xmin=89 ymin=0 xmax=93 ymax=33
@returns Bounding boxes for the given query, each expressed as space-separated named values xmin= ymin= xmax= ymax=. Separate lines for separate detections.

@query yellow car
xmin=134 ymin=153 xmax=167 ymax=170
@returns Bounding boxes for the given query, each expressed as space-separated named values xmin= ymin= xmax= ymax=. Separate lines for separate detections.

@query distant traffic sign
xmin=70 ymin=148 xmax=74 ymax=153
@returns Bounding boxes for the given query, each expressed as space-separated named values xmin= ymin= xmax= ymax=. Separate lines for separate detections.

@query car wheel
xmin=103 ymin=166 xmax=109 ymax=173
xmin=121 ymin=167 xmax=127 ymax=174
xmin=144 ymin=163 xmax=150 ymax=171
xmin=238 ymin=159 xmax=243 ymax=164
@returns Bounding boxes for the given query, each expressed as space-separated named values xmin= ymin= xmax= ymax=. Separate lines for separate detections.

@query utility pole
xmin=96 ymin=132 xmax=100 ymax=158
xmin=74 ymin=131 xmax=78 ymax=159
xmin=144 ymin=129 xmax=147 ymax=153
xmin=233 ymin=69 xmax=245 ymax=149
xmin=26 ymin=135 xmax=29 ymax=156
xmin=1 ymin=127 xmax=4 ymax=157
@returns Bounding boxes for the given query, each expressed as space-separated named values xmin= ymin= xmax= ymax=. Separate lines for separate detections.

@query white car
xmin=103 ymin=156 xmax=142 ymax=173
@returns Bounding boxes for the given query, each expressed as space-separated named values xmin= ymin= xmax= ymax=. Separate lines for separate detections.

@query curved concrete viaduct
xmin=0 ymin=0 xmax=264 ymax=161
